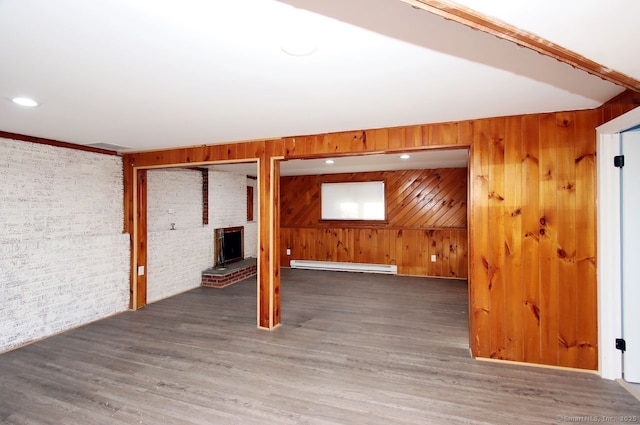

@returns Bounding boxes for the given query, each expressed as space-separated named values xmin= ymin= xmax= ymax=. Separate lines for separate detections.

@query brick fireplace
xmin=201 ymin=258 xmax=257 ymax=288
xmin=214 ymin=226 xmax=243 ymax=268
xmin=203 ymin=226 xmax=256 ymax=288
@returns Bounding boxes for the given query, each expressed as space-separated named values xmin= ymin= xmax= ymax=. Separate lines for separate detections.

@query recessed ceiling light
xmin=279 ymin=8 xmax=319 ymax=57
xmin=280 ymin=41 xmax=318 ymax=57
xmin=12 ymin=97 xmax=39 ymax=107
xmin=400 ymin=154 xmax=411 ymax=159
xmin=325 ymin=159 xmax=335 ymax=164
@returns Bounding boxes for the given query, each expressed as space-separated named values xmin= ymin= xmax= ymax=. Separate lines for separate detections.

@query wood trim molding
xmin=134 ymin=169 xmax=148 ymax=309
xmin=401 ymin=0 xmax=640 ymax=93
xmin=0 ymin=130 xmax=120 ymax=156
xmin=247 ymin=186 xmax=254 ymax=222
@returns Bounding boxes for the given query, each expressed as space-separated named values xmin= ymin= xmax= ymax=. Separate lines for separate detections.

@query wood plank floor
xmin=0 ymin=269 xmax=638 ymax=424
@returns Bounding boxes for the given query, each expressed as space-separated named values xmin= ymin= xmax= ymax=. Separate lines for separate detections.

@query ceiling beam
xmin=401 ymin=0 xmax=640 ymax=93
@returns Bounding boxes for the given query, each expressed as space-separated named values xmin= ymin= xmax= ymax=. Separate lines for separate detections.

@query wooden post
xmin=123 ymin=159 xmax=135 ymax=309
xmin=124 ymin=162 xmax=147 ymax=310
xmin=135 ymin=169 xmax=147 ymax=310
xmin=271 ymin=157 xmax=281 ymax=326
xmin=257 ymin=153 xmax=282 ymax=329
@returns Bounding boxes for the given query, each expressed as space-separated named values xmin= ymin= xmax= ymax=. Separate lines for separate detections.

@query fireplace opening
xmin=215 ymin=226 xmax=244 ymax=268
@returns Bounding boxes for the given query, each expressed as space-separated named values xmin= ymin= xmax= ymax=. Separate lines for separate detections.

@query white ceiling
xmin=453 ymin=0 xmax=640 ymax=81
xmin=0 ymin=0 xmax=636 ymax=154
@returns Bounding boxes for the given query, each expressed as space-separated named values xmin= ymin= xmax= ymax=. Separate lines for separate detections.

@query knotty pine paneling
xmin=283 ymin=121 xmax=472 ymax=157
xmin=280 ymin=168 xmax=468 ymax=279
xmin=574 ymin=111 xmax=599 ymax=369
xmin=281 ymin=168 xmax=467 ymax=228
xmin=280 ymin=227 xmax=468 ymax=278
xmin=598 ymin=89 xmax=640 ymax=125
xmin=468 ymin=111 xmax=599 ymax=370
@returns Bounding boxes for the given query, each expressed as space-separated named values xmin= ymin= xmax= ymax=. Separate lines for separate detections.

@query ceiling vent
xmin=86 ymin=142 xmax=131 ymax=152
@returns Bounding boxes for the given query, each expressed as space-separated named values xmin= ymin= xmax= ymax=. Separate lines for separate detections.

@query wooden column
xmin=257 ymin=152 xmax=282 ymax=329
xmin=271 ymin=157 xmax=281 ymax=326
xmin=468 ymin=124 xmax=490 ymax=357
xmin=135 ymin=169 xmax=148 ymax=309
xmin=123 ymin=159 xmax=135 ymax=309
xmin=123 ymin=162 xmax=147 ymax=310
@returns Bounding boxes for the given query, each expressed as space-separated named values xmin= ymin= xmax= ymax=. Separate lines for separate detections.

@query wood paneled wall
xmin=281 ymin=169 xmax=467 ymax=228
xmin=283 ymin=124 xmax=471 ymax=157
xmin=468 ymin=112 xmax=598 ymax=369
xmin=599 ymin=89 xmax=640 ymax=124
xmin=281 ymin=227 xmax=467 ymax=278
xmin=123 ymin=89 xmax=639 ymax=370
xmin=280 ymin=169 xmax=468 ymax=278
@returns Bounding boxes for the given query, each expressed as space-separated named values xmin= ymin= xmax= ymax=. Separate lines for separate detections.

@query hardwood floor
xmin=0 ymin=269 xmax=638 ymax=424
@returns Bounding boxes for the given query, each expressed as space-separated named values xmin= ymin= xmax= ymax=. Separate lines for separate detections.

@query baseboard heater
xmin=290 ymin=260 xmax=398 ymax=275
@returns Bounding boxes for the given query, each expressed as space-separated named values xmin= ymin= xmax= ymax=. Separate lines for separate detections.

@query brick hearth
xmin=201 ymin=258 xmax=257 ymax=288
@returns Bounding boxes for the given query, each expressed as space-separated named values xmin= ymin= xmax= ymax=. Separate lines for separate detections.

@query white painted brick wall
xmin=209 ymin=170 xmax=246 ymax=229
xmin=147 ymin=227 xmax=212 ymax=303
xmin=0 ymin=138 xmax=130 ymax=353
xmin=147 ymin=169 xmax=203 ymax=232
xmin=0 ymin=140 xmax=124 ymax=239
xmin=209 ymin=170 xmax=258 ymax=259
xmin=147 ymin=169 xmax=212 ymax=302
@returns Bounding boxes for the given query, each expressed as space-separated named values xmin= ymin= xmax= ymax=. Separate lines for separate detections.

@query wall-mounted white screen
xmin=321 ymin=181 xmax=385 ymax=220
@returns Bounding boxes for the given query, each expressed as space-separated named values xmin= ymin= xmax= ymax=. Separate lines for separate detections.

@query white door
xmin=621 ymin=128 xmax=640 ymax=383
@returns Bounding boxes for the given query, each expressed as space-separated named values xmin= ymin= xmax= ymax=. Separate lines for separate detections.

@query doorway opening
xmin=133 ymin=160 xmax=260 ymax=321
xmin=596 ymin=107 xmax=640 ymax=384
xmin=278 ymin=147 xmax=471 ymax=349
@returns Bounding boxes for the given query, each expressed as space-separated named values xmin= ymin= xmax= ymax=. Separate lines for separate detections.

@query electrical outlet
xmin=431 ymin=254 xmax=437 ymax=262
xmin=137 ymin=266 xmax=145 ymax=276
xmin=168 ymin=208 xmax=176 ymax=214
xmin=286 ymin=248 xmax=291 ymax=256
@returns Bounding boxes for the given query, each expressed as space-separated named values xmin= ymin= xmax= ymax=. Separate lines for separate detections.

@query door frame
xmin=597 ymin=106 xmax=640 ymax=380
xmin=130 ymin=159 xmax=270 ymax=327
